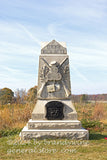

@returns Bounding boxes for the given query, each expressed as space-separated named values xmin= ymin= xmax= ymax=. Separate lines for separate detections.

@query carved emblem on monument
xmin=38 ymin=57 xmax=71 ymax=98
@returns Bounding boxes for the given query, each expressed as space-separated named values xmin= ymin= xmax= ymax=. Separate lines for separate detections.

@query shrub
xmin=81 ymin=119 xmax=104 ymax=132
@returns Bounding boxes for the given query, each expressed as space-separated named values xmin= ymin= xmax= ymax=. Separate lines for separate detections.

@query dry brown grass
xmin=0 ymin=102 xmax=107 ymax=130
xmin=92 ymin=103 xmax=106 ymax=121
xmin=75 ymin=102 xmax=107 ymax=122
xmin=0 ymin=103 xmax=34 ymax=130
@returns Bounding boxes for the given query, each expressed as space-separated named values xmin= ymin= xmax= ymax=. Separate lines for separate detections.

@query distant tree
xmin=0 ymin=88 xmax=14 ymax=105
xmin=14 ymin=89 xmax=27 ymax=104
xmin=72 ymin=95 xmax=80 ymax=103
xmin=80 ymin=94 xmax=88 ymax=103
xmin=27 ymin=86 xmax=37 ymax=103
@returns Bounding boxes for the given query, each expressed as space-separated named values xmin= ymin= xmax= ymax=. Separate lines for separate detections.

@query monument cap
xmin=41 ymin=40 xmax=67 ymax=54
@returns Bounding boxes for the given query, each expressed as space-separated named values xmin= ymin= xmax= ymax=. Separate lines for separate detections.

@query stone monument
xmin=20 ymin=40 xmax=89 ymax=140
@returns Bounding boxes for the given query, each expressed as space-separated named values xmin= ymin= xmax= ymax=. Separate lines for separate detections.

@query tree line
xmin=72 ymin=94 xmax=107 ymax=103
xmin=0 ymin=86 xmax=106 ymax=105
xmin=0 ymin=86 xmax=37 ymax=105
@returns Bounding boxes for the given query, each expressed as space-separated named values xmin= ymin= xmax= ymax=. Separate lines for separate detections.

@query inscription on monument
xmin=41 ymin=40 xmax=67 ymax=54
xmin=45 ymin=101 xmax=64 ymax=120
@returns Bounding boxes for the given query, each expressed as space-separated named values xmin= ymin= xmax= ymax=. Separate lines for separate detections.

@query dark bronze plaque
xmin=45 ymin=101 xmax=64 ymax=120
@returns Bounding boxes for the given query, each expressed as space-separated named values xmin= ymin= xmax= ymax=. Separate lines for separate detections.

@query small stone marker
xmin=20 ymin=40 xmax=89 ymax=140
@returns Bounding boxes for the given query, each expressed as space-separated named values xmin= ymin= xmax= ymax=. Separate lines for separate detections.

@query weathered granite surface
xmin=20 ymin=40 xmax=89 ymax=140
xmin=37 ymin=54 xmax=71 ymax=99
xmin=28 ymin=119 xmax=82 ymax=129
xmin=21 ymin=125 xmax=89 ymax=140
xmin=31 ymin=99 xmax=77 ymax=120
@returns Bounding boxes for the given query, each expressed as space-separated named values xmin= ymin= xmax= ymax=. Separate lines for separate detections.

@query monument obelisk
xmin=20 ymin=40 xmax=89 ymax=140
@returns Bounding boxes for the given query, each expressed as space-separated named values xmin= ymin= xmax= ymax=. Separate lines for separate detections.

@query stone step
xmin=28 ymin=119 xmax=82 ymax=129
xmin=20 ymin=125 xmax=89 ymax=140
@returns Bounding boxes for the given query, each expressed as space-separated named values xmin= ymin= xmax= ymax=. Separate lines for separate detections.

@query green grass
xmin=0 ymin=132 xmax=107 ymax=160
xmin=0 ymin=128 xmax=22 ymax=137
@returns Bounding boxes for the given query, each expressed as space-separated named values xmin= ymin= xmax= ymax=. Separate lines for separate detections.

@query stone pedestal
xmin=20 ymin=40 xmax=89 ymax=140
xmin=21 ymin=125 xmax=89 ymax=140
xmin=31 ymin=100 xmax=77 ymax=120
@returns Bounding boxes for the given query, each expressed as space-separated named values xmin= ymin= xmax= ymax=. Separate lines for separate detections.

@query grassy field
xmin=0 ymin=132 xmax=107 ymax=160
xmin=0 ymin=102 xmax=107 ymax=160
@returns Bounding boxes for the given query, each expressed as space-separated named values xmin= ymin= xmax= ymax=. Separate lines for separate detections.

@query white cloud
xmin=0 ymin=0 xmax=107 ymax=94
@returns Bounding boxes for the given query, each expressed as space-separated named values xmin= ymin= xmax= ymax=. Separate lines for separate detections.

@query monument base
xmin=28 ymin=119 xmax=82 ymax=129
xmin=31 ymin=99 xmax=77 ymax=120
xmin=20 ymin=120 xmax=89 ymax=140
xmin=20 ymin=100 xmax=89 ymax=140
xmin=20 ymin=126 xmax=89 ymax=140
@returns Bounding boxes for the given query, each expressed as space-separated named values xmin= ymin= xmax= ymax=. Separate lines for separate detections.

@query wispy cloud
xmin=70 ymin=65 xmax=89 ymax=82
xmin=0 ymin=41 xmax=39 ymax=56
xmin=17 ymin=23 xmax=41 ymax=46
xmin=0 ymin=0 xmax=107 ymax=94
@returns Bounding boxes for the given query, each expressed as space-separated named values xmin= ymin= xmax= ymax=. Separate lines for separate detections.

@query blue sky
xmin=0 ymin=0 xmax=107 ymax=94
